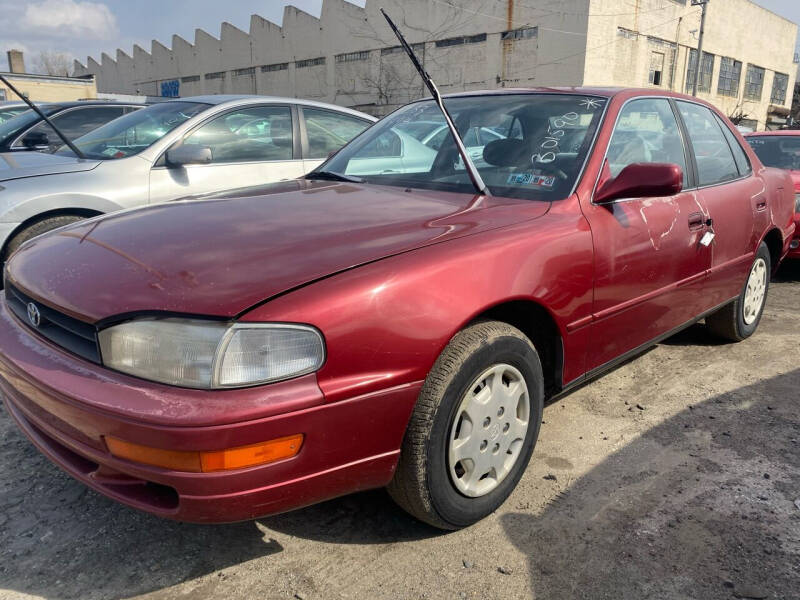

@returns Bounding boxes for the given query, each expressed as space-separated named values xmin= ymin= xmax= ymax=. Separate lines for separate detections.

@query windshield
xmin=59 ymin=101 xmax=209 ymax=159
xmin=0 ymin=106 xmax=29 ymax=124
xmin=321 ymin=94 xmax=607 ymax=200
xmin=746 ymin=135 xmax=800 ymax=171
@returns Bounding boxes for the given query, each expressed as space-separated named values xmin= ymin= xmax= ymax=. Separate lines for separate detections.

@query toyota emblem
xmin=26 ymin=302 xmax=41 ymax=328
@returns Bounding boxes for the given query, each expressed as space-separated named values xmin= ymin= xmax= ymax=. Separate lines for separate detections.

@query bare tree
xmin=33 ymin=51 xmax=73 ymax=77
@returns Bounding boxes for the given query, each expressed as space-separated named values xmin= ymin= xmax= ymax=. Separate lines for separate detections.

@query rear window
xmin=745 ymin=135 xmax=800 ymax=171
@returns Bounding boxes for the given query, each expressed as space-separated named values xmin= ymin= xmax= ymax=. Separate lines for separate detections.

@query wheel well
xmin=2 ymin=208 xmax=102 ymax=261
xmin=762 ymin=228 xmax=783 ymax=273
xmin=472 ymin=300 xmax=563 ymax=398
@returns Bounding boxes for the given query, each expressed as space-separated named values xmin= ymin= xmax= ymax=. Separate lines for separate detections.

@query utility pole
xmin=691 ymin=0 xmax=709 ymax=97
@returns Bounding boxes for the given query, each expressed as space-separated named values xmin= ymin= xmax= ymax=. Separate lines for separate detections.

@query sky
xmin=0 ymin=0 xmax=797 ymax=73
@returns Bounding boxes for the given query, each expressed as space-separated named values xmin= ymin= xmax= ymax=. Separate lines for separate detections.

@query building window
xmin=738 ymin=118 xmax=757 ymax=131
xmin=648 ymin=51 xmax=665 ymax=86
xmin=717 ymin=57 xmax=741 ymax=97
xmin=233 ymin=67 xmax=255 ymax=76
xmin=744 ymin=64 xmax=765 ymax=100
xmin=685 ymin=49 xmax=714 ymax=93
xmin=180 ymin=75 xmax=200 ymax=83
xmin=261 ymin=62 xmax=288 ymax=73
xmin=435 ymin=33 xmax=486 ymax=48
xmin=770 ymin=72 xmax=788 ymax=104
xmin=336 ymin=50 xmax=370 ymax=63
xmin=296 ymin=57 xmax=325 ymax=69
xmin=205 ymin=71 xmax=225 ymax=80
xmin=617 ymin=27 xmax=637 ymax=40
xmin=381 ymin=43 xmax=424 ymax=56
xmin=501 ymin=27 xmax=537 ymax=41
xmin=0 ymin=89 xmax=6 ymax=101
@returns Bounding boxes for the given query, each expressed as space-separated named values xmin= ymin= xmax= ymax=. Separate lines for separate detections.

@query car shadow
xmin=773 ymin=259 xmax=800 ymax=282
xmin=501 ymin=369 xmax=800 ymax=599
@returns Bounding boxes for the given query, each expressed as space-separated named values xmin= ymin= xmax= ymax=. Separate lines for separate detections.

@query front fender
xmin=242 ymin=205 xmax=594 ymax=404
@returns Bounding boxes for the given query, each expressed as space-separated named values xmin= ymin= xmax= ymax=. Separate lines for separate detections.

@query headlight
xmin=98 ymin=318 xmax=325 ymax=389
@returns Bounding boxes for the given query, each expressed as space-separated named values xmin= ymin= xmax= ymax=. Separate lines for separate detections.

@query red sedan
xmin=745 ymin=130 xmax=800 ymax=259
xmin=0 ymin=88 xmax=795 ymax=529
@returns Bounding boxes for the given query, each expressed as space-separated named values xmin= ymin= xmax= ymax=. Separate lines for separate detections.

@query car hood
xmin=7 ymin=180 xmax=550 ymax=322
xmin=0 ymin=152 xmax=100 ymax=182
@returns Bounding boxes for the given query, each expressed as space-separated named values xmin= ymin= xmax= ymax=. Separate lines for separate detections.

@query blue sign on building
xmin=161 ymin=80 xmax=180 ymax=98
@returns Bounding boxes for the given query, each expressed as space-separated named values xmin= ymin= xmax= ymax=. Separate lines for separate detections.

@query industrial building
xmin=74 ymin=0 xmax=797 ymax=129
xmin=2 ymin=50 xmax=97 ymax=102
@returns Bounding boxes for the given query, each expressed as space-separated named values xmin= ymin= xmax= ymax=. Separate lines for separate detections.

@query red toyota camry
xmin=745 ymin=130 xmax=800 ymax=259
xmin=0 ymin=88 xmax=795 ymax=529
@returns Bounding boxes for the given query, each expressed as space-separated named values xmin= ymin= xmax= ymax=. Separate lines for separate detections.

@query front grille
xmin=5 ymin=283 xmax=100 ymax=363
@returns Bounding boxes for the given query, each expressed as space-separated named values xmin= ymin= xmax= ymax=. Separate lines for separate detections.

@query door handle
xmin=755 ymin=200 xmax=767 ymax=212
xmin=688 ymin=212 xmax=705 ymax=230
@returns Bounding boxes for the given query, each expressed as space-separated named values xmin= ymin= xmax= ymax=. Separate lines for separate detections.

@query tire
xmin=706 ymin=241 xmax=771 ymax=342
xmin=388 ymin=320 xmax=544 ymax=529
xmin=3 ymin=214 xmax=87 ymax=261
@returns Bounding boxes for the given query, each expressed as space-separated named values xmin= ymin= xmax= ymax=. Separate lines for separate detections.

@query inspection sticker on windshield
xmin=507 ymin=173 xmax=555 ymax=188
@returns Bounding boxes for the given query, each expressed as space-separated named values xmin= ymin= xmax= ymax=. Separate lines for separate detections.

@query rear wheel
xmin=388 ymin=321 xmax=544 ymax=529
xmin=706 ymin=241 xmax=771 ymax=341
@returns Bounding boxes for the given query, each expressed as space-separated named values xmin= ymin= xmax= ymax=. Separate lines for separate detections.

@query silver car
xmin=0 ymin=95 xmax=375 ymax=262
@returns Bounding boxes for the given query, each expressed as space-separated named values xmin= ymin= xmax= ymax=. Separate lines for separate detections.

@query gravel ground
xmin=1 ymin=262 xmax=798 ymax=600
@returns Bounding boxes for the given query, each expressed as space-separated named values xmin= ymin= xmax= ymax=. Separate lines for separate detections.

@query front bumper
xmin=0 ymin=300 xmax=421 ymax=523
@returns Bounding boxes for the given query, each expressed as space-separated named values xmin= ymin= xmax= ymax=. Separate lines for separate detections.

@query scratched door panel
xmin=584 ymin=191 xmax=711 ymax=368
xmin=676 ymin=100 xmax=759 ymax=307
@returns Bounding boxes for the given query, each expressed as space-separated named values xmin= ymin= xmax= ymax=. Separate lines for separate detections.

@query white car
xmin=0 ymin=95 xmax=375 ymax=263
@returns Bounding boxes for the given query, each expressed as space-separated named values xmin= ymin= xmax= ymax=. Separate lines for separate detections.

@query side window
xmin=182 ymin=105 xmax=293 ymax=163
xmin=677 ymin=101 xmax=739 ymax=186
xmin=303 ymin=108 xmax=370 ymax=159
xmin=16 ymin=106 xmax=126 ymax=148
xmin=606 ymin=98 xmax=688 ymax=185
xmin=714 ymin=114 xmax=751 ymax=176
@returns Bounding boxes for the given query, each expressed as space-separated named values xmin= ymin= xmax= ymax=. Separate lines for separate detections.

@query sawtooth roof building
xmin=74 ymin=0 xmax=797 ymax=129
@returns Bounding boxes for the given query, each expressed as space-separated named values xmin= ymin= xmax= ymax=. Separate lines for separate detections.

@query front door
xmin=582 ymin=97 xmax=713 ymax=369
xmin=149 ymin=104 xmax=305 ymax=203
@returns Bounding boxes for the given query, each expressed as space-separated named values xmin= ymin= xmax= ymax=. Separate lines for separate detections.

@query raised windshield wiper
xmin=306 ymin=170 xmax=364 ymax=183
xmin=0 ymin=74 xmax=86 ymax=159
xmin=380 ymin=8 xmax=490 ymax=197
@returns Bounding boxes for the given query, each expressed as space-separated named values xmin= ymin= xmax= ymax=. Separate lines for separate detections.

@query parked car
xmin=0 ymin=95 xmax=375 ymax=265
xmin=0 ymin=88 xmax=794 ymax=529
xmin=0 ymin=102 xmax=29 ymax=124
xmin=0 ymin=100 xmax=145 ymax=153
xmin=745 ymin=130 xmax=800 ymax=258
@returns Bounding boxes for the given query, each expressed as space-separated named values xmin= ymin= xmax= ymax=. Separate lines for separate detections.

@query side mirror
xmin=165 ymin=144 xmax=212 ymax=167
xmin=21 ymin=131 xmax=50 ymax=150
xmin=595 ymin=162 xmax=683 ymax=204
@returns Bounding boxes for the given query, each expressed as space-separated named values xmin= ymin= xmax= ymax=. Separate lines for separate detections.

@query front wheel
xmin=706 ymin=241 xmax=771 ymax=342
xmin=388 ymin=321 xmax=544 ymax=529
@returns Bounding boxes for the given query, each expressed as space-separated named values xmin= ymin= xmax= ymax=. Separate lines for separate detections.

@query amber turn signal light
xmin=105 ymin=434 xmax=304 ymax=473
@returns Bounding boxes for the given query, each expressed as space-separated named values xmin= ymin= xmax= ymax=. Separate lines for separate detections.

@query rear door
xmin=149 ymin=104 xmax=304 ymax=202
xmin=299 ymin=106 xmax=372 ymax=172
xmin=675 ymin=101 xmax=760 ymax=308
xmin=583 ymin=97 xmax=712 ymax=369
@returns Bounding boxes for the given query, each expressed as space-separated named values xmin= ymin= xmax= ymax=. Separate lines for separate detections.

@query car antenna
xmin=380 ymin=8 xmax=490 ymax=196
xmin=0 ymin=74 xmax=86 ymax=159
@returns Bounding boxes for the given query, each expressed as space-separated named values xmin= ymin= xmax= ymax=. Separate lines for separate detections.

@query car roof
xmin=172 ymin=95 xmax=377 ymax=121
xmin=744 ymin=130 xmax=800 ymax=137
xmin=437 ymin=86 xmax=725 ymax=103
